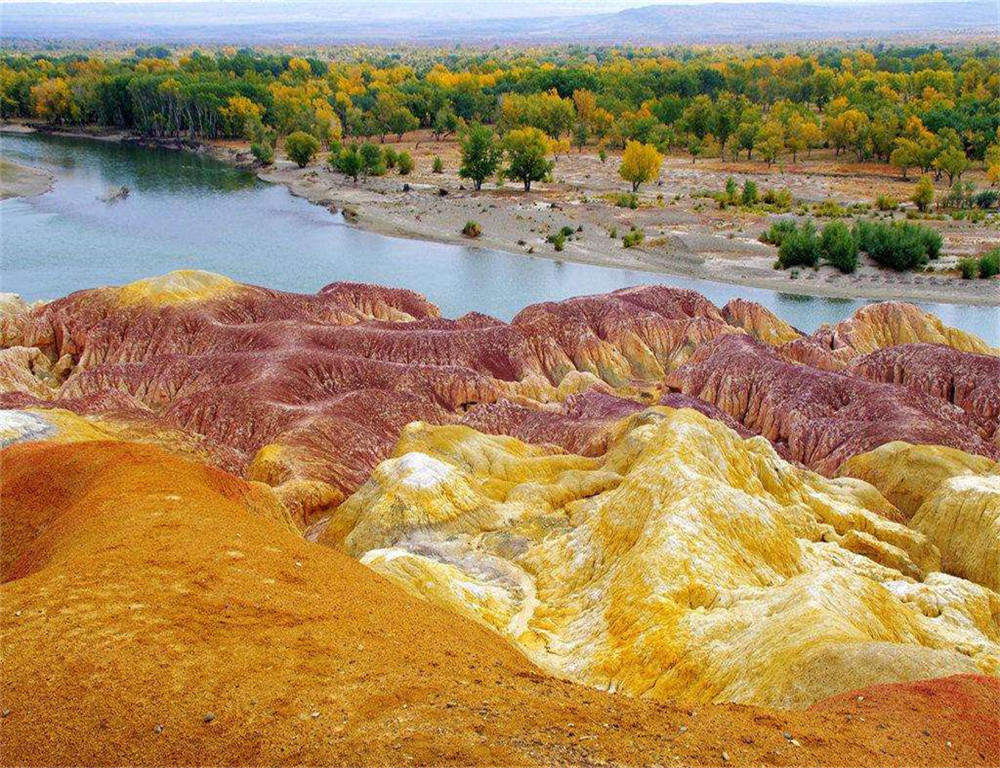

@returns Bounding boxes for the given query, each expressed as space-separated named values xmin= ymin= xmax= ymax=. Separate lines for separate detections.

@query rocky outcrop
xmin=721 ymin=298 xmax=802 ymax=346
xmin=3 ymin=273 xmax=999 ymax=765
xmin=812 ymin=301 xmax=999 ymax=359
xmin=320 ymin=407 xmax=998 ymax=710
xmin=911 ymin=474 xmax=1000 ymax=591
xmin=848 ymin=343 xmax=1000 ymax=445
xmin=838 ymin=441 xmax=998 ymax=518
xmin=666 ymin=335 xmax=998 ymax=475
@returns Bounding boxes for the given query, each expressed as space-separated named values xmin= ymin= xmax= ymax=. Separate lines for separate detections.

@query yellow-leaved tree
xmin=618 ymin=140 xmax=663 ymax=192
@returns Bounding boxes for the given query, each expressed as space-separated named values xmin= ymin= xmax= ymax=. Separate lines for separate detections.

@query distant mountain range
xmin=2 ymin=1 xmax=996 ymax=45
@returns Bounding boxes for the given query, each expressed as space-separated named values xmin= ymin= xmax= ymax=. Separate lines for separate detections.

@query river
xmin=1 ymin=131 xmax=996 ymax=342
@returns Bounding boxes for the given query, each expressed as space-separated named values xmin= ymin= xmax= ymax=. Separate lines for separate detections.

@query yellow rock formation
xmin=320 ymin=407 xmax=1000 ymax=709
xmin=116 ymin=269 xmax=240 ymax=307
xmin=838 ymin=441 xmax=999 ymax=518
xmin=828 ymin=302 xmax=999 ymax=357
xmin=911 ymin=474 xmax=1000 ymax=592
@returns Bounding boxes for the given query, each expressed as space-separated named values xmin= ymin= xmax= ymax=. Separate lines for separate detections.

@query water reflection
xmin=1 ymin=131 xmax=997 ymax=343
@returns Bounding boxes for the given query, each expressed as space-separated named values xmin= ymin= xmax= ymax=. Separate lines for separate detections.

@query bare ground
xmin=247 ymin=131 xmax=999 ymax=307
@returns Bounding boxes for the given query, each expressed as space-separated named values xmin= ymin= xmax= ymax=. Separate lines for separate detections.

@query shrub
xmin=820 ymin=220 xmax=858 ymax=273
xmin=764 ymin=187 xmax=793 ymax=209
xmin=919 ymin=227 xmax=943 ymax=260
xmin=461 ymin=220 xmax=482 ymax=238
xmin=814 ymin=199 xmax=848 ymax=218
xmin=859 ymin=221 xmax=929 ymax=271
xmin=760 ymin=219 xmax=798 ymax=246
xmin=741 ymin=179 xmax=758 ymax=206
xmin=359 ymin=143 xmax=387 ymax=176
xmin=958 ymin=257 xmax=979 ymax=279
xmin=432 ymin=156 xmax=444 ymax=174
xmin=622 ymin=227 xmax=645 ymax=248
xmin=973 ymin=190 xmax=999 ymax=210
xmin=608 ymin=227 xmax=618 ymax=239
xmin=251 ymin=140 xmax=274 ymax=165
xmin=548 ymin=231 xmax=566 ymax=251
xmin=285 ymin=131 xmax=320 ymax=167
xmin=335 ymin=145 xmax=363 ymax=181
xmin=598 ymin=148 xmax=607 ymax=163
xmin=382 ymin=148 xmax=398 ymax=169
xmin=875 ymin=194 xmax=898 ymax=211
xmin=724 ymin=177 xmax=739 ymax=204
xmin=396 ymin=151 xmax=414 ymax=175
xmin=777 ymin=221 xmax=820 ymax=269
xmin=979 ymin=249 xmax=1000 ymax=278
xmin=615 ymin=192 xmax=639 ymax=209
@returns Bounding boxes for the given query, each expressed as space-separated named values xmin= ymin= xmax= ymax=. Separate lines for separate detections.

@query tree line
xmin=2 ymin=44 xmax=998 ymax=184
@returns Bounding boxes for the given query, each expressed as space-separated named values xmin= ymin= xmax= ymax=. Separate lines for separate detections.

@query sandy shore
xmin=6 ymin=121 xmax=998 ymax=305
xmin=0 ymin=154 xmax=53 ymax=200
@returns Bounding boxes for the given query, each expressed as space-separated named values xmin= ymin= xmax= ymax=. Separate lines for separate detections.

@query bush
xmin=912 ymin=175 xmax=934 ymax=212
xmin=622 ymin=227 xmax=645 ymax=248
xmin=973 ymin=190 xmax=999 ymax=210
xmin=979 ymin=249 xmax=1000 ymax=278
xmin=383 ymin=148 xmax=398 ymax=170
xmin=875 ymin=194 xmax=898 ymax=211
xmin=741 ymin=179 xmax=758 ymax=206
xmin=614 ymin=192 xmax=639 ymax=209
xmin=760 ymin=219 xmax=798 ymax=246
xmin=432 ymin=156 xmax=444 ymax=174
xmin=359 ymin=143 xmax=387 ymax=176
xmin=762 ymin=187 xmax=793 ymax=210
xmin=396 ymin=151 xmax=414 ymax=175
xmin=335 ymin=145 xmax=363 ymax=181
xmin=251 ymin=140 xmax=274 ymax=165
xmin=547 ymin=231 xmax=566 ymax=251
xmin=958 ymin=257 xmax=979 ymax=279
xmin=820 ymin=220 xmax=858 ymax=273
xmin=777 ymin=221 xmax=820 ymax=269
xmin=461 ymin=220 xmax=482 ymax=238
xmin=919 ymin=227 xmax=943 ymax=260
xmin=856 ymin=220 xmax=931 ymax=271
xmin=608 ymin=227 xmax=618 ymax=239
xmin=285 ymin=131 xmax=320 ymax=167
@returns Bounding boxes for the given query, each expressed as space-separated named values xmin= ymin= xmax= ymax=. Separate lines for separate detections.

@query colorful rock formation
xmin=320 ymin=408 xmax=998 ymax=709
xmin=2 ymin=271 xmax=998 ymax=765
xmin=7 ymin=439 xmax=998 ymax=767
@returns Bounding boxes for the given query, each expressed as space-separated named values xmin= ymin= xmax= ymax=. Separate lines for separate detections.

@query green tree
xmin=933 ymin=146 xmax=970 ymax=187
xmin=432 ymin=105 xmax=461 ymax=140
xmin=458 ymin=123 xmax=502 ymax=191
xmin=285 ymin=131 xmax=320 ymax=167
xmin=387 ymin=105 xmax=419 ymax=142
xmin=503 ymin=127 xmax=553 ymax=192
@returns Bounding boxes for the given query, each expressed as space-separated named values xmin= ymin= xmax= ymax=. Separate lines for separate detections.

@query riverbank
xmin=5 ymin=121 xmax=998 ymax=306
xmin=0 ymin=148 xmax=53 ymax=200
xmin=255 ymin=131 xmax=999 ymax=307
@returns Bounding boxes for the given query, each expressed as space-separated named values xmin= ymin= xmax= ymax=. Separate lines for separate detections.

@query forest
xmin=2 ymin=44 xmax=999 ymax=185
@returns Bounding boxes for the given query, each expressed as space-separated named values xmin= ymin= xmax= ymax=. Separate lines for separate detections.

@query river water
xmin=1 ymin=131 xmax=996 ymax=342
